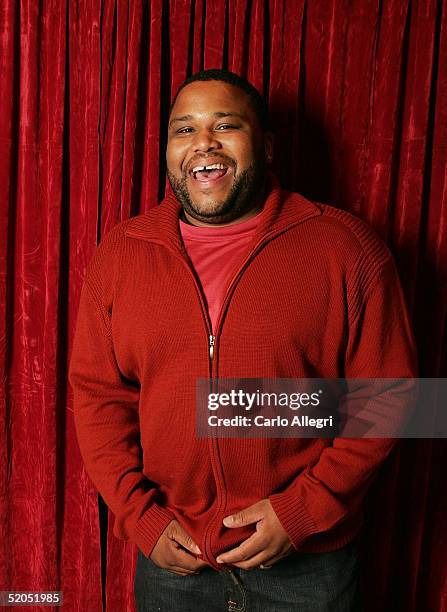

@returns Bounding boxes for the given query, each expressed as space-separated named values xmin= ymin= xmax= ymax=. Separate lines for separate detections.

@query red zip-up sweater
xmin=68 ymin=173 xmax=417 ymax=569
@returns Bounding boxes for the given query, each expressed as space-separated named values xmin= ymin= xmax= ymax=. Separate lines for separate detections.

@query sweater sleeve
xmin=68 ymin=241 xmax=175 ymax=558
xmin=268 ymin=252 xmax=418 ymax=550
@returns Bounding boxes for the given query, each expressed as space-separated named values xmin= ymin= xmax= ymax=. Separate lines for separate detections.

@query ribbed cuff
xmin=132 ymin=503 xmax=176 ymax=558
xmin=269 ymin=488 xmax=318 ymax=550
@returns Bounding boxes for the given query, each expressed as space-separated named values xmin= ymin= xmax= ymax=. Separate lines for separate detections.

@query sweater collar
xmin=124 ymin=171 xmax=322 ymax=254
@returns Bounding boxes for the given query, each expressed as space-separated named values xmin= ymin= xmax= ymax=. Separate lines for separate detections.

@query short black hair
xmin=169 ymin=68 xmax=269 ymax=131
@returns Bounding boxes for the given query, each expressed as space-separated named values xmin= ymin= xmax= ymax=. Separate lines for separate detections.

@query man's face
xmin=166 ymin=80 xmax=272 ymax=224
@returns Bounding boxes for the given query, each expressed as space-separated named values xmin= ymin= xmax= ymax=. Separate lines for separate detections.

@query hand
xmin=150 ymin=519 xmax=209 ymax=576
xmin=215 ymin=499 xmax=294 ymax=570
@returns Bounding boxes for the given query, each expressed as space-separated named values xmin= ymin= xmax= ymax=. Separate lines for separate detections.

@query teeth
xmin=191 ymin=162 xmax=228 ymax=173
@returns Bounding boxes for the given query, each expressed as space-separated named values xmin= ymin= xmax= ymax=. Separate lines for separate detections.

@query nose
xmin=192 ymin=128 xmax=222 ymax=153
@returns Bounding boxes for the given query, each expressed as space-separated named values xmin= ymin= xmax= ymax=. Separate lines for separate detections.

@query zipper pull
xmin=209 ymin=334 xmax=215 ymax=361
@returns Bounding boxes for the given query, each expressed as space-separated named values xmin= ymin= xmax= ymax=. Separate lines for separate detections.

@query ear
xmin=264 ymin=131 xmax=274 ymax=163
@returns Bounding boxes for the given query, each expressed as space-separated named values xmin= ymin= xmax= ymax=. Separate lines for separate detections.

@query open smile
xmin=188 ymin=161 xmax=233 ymax=189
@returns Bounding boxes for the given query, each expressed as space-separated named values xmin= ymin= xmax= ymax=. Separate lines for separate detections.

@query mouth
xmin=188 ymin=161 xmax=232 ymax=189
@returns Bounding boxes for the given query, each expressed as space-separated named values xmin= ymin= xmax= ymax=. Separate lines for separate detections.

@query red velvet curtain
xmin=1 ymin=1 xmax=446 ymax=610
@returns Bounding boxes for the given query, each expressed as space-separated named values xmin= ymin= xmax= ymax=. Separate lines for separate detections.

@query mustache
xmin=183 ymin=155 xmax=236 ymax=177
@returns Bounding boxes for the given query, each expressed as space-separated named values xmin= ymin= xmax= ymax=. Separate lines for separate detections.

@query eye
xmin=177 ymin=127 xmax=194 ymax=134
xmin=216 ymin=124 xmax=238 ymax=130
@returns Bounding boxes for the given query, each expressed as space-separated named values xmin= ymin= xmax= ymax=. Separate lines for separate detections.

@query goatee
xmin=167 ymin=160 xmax=266 ymax=225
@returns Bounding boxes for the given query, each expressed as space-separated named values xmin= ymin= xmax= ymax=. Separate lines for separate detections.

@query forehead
xmin=170 ymin=80 xmax=256 ymax=119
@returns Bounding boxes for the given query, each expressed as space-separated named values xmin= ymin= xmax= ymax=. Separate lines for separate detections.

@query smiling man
xmin=69 ymin=69 xmax=417 ymax=611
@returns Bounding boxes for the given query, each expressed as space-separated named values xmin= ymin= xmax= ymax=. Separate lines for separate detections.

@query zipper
xmin=211 ymin=226 xmax=288 ymax=353
xmin=165 ymin=250 xmax=214 ymax=374
xmin=201 ymin=225 xmax=298 ymax=567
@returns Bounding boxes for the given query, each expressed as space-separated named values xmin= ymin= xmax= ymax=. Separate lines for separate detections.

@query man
xmin=69 ymin=69 xmax=417 ymax=611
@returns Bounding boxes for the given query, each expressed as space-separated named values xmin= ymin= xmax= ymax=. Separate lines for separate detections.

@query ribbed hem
xmin=299 ymin=518 xmax=364 ymax=553
xmin=132 ymin=503 xmax=176 ymax=558
xmin=269 ymin=489 xmax=318 ymax=550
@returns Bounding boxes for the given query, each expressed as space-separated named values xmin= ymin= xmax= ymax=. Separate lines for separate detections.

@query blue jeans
xmin=134 ymin=537 xmax=363 ymax=611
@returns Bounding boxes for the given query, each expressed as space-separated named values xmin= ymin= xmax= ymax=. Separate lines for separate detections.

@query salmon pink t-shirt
xmin=179 ymin=212 xmax=262 ymax=332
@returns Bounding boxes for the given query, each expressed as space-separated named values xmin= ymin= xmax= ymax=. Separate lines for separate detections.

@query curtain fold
xmin=1 ymin=1 xmax=446 ymax=610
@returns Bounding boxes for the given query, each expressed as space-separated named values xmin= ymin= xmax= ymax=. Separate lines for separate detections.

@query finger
xmin=163 ymin=557 xmax=206 ymax=576
xmin=229 ymin=550 xmax=274 ymax=570
xmin=164 ymin=561 xmax=206 ymax=576
xmin=216 ymin=532 xmax=267 ymax=565
xmin=164 ymin=565 xmax=197 ymax=576
xmin=258 ymin=550 xmax=294 ymax=569
xmin=223 ymin=501 xmax=266 ymax=529
xmin=230 ymin=547 xmax=293 ymax=571
xmin=168 ymin=541 xmax=209 ymax=572
xmin=151 ymin=555 xmax=199 ymax=576
xmin=168 ymin=525 xmax=202 ymax=556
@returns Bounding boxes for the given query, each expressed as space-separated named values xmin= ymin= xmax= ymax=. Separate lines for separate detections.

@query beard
xmin=167 ymin=157 xmax=267 ymax=225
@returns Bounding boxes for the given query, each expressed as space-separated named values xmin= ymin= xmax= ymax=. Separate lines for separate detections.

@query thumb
xmin=223 ymin=502 xmax=264 ymax=528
